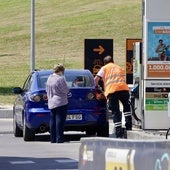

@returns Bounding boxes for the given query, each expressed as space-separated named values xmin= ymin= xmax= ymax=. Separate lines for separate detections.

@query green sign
xmin=145 ymin=99 xmax=168 ymax=110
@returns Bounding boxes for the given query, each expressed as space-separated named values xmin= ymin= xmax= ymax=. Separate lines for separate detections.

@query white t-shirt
xmin=97 ymin=67 xmax=104 ymax=78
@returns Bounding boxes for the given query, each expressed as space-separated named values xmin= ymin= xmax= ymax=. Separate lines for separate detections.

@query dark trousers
xmin=108 ymin=90 xmax=132 ymax=137
xmin=50 ymin=105 xmax=67 ymax=143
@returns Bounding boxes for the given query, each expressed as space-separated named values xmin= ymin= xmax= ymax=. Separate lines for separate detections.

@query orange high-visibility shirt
xmin=98 ymin=63 xmax=129 ymax=97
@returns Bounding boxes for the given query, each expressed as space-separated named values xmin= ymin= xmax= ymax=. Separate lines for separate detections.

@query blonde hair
xmin=53 ymin=64 xmax=65 ymax=73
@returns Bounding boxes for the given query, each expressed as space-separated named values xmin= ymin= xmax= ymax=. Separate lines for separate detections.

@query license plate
xmin=66 ymin=114 xmax=82 ymax=120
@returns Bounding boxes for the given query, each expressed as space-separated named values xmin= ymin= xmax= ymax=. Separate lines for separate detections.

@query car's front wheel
xmin=13 ymin=113 xmax=23 ymax=137
xmin=23 ymin=118 xmax=35 ymax=141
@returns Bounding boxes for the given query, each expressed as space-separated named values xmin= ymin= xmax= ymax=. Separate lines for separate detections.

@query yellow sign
xmin=93 ymin=45 xmax=105 ymax=55
xmin=105 ymin=148 xmax=135 ymax=170
xmin=93 ymin=59 xmax=103 ymax=76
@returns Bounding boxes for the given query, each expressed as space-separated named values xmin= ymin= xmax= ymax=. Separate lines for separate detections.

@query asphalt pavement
xmin=0 ymin=106 xmax=169 ymax=140
xmin=0 ymin=116 xmax=169 ymax=170
xmin=0 ymin=129 xmax=80 ymax=170
xmin=0 ymin=119 xmax=13 ymax=134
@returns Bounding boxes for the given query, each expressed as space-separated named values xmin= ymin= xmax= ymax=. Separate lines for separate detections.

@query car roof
xmin=34 ymin=69 xmax=92 ymax=76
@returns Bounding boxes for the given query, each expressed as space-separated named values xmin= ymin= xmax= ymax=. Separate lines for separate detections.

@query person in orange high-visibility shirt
xmin=94 ymin=56 xmax=132 ymax=138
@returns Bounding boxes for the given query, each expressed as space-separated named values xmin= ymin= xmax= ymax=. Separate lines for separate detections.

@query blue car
xmin=13 ymin=69 xmax=109 ymax=141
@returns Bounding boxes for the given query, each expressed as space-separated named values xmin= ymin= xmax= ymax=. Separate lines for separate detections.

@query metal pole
xmin=30 ymin=0 xmax=35 ymax=72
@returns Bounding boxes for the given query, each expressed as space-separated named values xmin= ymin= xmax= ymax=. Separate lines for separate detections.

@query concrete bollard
xmin=79 ymin=137 xmax=170 ymax=170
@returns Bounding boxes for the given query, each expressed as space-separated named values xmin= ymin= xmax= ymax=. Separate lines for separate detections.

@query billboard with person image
xmin=147 ymin=22 xmax=170 ymax=78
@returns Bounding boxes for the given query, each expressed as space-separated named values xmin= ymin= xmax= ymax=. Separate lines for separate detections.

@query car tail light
xmin=30 ymin=94 xmax=48 ymax=102
xmin=43 ymin=94 xmax=48 ymax=100
xmin=31 ymin=95 xmax=41 ymax=102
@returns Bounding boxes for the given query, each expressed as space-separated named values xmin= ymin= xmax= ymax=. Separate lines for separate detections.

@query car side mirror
xmin=12 ymin=87 xmax=23 ymax=94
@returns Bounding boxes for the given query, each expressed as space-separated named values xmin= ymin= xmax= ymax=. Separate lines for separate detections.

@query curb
xmin=0 ymin=109 xmax=13 ymax=119
xmin=127 ymin=129 xmax=168 ymax=140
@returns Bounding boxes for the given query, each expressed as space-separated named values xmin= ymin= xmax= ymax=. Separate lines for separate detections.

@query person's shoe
xmin=115 ymin=128 xmax=123 ymax=138
xmin=56 ymin=140 xmax=64 ymax=143
xmin=126 ymin=127 xmax=132 ymax=131
xmin=122 ymin=127 xmax=127 ymax=139
xmin=111 ymin=132 xmax=116 ymax=138
xmin=116 ymin=134 xmax=123 ymax=138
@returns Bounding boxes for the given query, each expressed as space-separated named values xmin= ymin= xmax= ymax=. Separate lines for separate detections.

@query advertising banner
xmin=126 ymin=39 xmax=142 ymax=84
xmin=144 ymin=80 xmax=170 ymax=129
xmin=145 ymin=89 xmax=169 ymax=111
xmin=145 ymin=81 xmax=170 ymax=111
xmin=84 ymin=39 xmax=113 ymax=76
xmin=147 ymin=22 xmax=170 ymax=78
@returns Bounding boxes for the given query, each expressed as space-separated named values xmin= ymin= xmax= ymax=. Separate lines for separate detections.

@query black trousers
xmin=50 ymin=104 xmax=67 ymax=143
xmin=108 ymin=90 xmax=132 ymax=137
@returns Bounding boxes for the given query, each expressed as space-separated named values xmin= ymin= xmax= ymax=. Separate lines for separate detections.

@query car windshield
xmin=38 ymin=71 xmax=93 ymax=89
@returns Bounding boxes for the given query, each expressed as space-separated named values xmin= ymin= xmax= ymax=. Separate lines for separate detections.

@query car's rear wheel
xmin=23 ymin=118 xmax=35 ymax=141
xmin=86 ymin=128 xmax=96 ymax=136
xmin=97 ymin=122 xmax=109 ymax=137
xmin=13 ymin=113 xmax=23 ymax=137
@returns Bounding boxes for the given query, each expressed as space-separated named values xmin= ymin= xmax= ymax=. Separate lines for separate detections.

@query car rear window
xmin=38 ymin=75 xmax=49 ymax=89
xmin=38 ymin=71 xmax=93 ymax=89
xmin=65 ymin=72 xmax=93 ymax=88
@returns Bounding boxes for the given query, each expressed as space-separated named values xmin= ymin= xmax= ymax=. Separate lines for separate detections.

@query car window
xmin=23 ymin=74 xmax=34 ymax=91
xmin=38 ymin=71 xmax=93 ymax=89
xmin=65 ymin=72 xmax=93 ymax=88
xmin=39 ymin=75 xmax=49 ymax=89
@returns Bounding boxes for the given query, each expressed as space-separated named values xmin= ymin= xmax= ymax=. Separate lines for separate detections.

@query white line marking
xmin=10 ymin=160 xmax=35 ymax=164
xmin=55 ymin=159 xmax=78 ymax=163
xmin=58 ymin=169 xmax=78 ymax=170
xmin=47 ymin=169 xmax=78 ymax=170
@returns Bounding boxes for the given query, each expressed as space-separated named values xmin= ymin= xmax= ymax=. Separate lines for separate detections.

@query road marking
xmin=55 ymin=159 xmax=78 ymax=163
xmin=57 ymin=169 xmax=78 ymax=170
xmin=10 ymin=160 xmax=35 ymax=164
xmin=47 ymin=169 xmax=78 ymax=170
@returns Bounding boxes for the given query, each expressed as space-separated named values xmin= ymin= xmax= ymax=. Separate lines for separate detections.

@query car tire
xmin=23 ymin=118 xmax=35 ymax=141
xmin=13 ymin=113 xmax=23 ymax=137
xmin=97 ymin=122 xmax=109 ymax=137
xmin=86 ymin=128 xmax=96 ymax=136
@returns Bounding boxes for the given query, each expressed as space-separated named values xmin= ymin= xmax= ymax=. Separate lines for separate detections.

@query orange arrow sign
xmin=93 ymin=45 xmax=105 ymax=55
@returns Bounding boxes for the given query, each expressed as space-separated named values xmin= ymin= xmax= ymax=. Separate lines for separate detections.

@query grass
xmin=0 ymin=0 xmax=142 ymax=104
